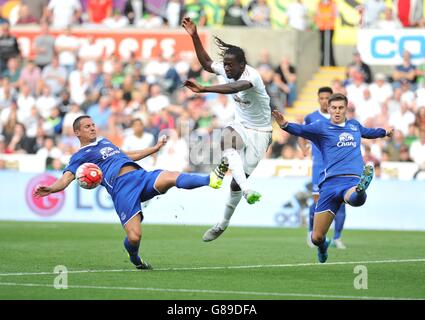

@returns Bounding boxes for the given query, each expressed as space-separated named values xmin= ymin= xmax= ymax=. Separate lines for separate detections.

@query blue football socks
xmin=124 ymin=236 xmax=141 ymax=266
xmin=176 ymin=173 xmax=210 ymax=189
xmin=333 ymin=205 xmax=346 ymax=240
xmin=308 ymin=203 xmax=315 ymax=232
xmin=347 ymin=190 xmax=367 ymax=207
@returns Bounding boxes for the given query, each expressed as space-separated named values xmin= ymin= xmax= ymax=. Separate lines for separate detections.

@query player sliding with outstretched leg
xmin=182 ymin=17 xmax=273 ymax=242
xmin=34 ymin=116 xmax=229 ymax=270
xmin=273 ymin=94 xmax=393 ymax=263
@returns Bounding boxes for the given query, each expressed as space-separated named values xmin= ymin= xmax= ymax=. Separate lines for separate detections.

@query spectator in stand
xmin=331 ymin=78 xmax=347 ymax=95
xmin=416 ymin=54 xmax=425 ymax=89
xmin=2 ymin=57 xmax=21 ymax=89
xmin=363 ymin=144 xmax=380 ymax=167
xmin=223 ymin=0 xmax=247 ymax=26
xmin=347 ymin=50 xmax=373 ymax=84
xmin=346 ymin=70 xmax=368 ymax=111
xmin=389 ymin=101 xmax=416 ymax=136
xmin=392 ymin=50 xmax=417 ymax=89
xmin=315 ymin=0 xmax=337 ymax=66
xmin=405 ymin=123 xmax=418 ymax=146
xmin=124 ymin=0 xmax=144 ymax=25
xmin=386 ymin=87 xmax=402 ymax=114
xmin=79 ymin=35 xmax=104 ymax=76
xmin=62 ymin=103 xmax=84 ymax=133
xmin=400 ymin=79 xmax=415 ymax=105
xmin=369 ymin=73 xmax=393 ymax=105
xmin=55 ymin=26 xmax=80 ymax=76
xmin=18 ymin=59 xmax=42 ymax=96
xmin=46 ymin=0 xmax=82 ymax=29
xmin=374 ymin=7 xmax=403 ymax=29
xmin=256 ymin=49 xmax=274 ymax=71
xmin=103 ymin=9 xmax=129 ymax=28
xmin=87 ymin=0 xmax=113 ymax=24
xmin=33 ymin=22 xmax=55 ymax=70
xmin=286 ymin=0 xmax=309 ymax=31
xmin=399 ymin=144 xmax=413 ymax=162
xmin=6 ymin=122 xmax=33 ymax=154
xmin=357 ymin=0 xmax=386 ymax=28
xmin=35 ymin=84 xmax=57 ymax=119
xmin=41 ymin=55 xmax=67 ymax=97
xmin=21 ymin=0 xmax=49 ymax=23
xmin=36 ymin=137 xmax=63 ymax=159
xmin=209 ymin=94 xmax=235 ymax=128
xmin=146 ymin=84 xmax=170 ymax=114
xmin=0 ymin=22 xmax=20 ymax=73
xmin=269 ymin=129 xmax=299 ymax=159
xmin=249 ymin=0 xmax=271 ymax=27
xmin=274 ymin=57 xmax=297 ymax=107
xmin=409 ymin=129 xmax=425 ymax=167
xmin=155 ymin=126 xmax=190 ymax=172
xmin=16 ymin=83 xmax=35 ymax=124
xmin=43 ymin=106 xmax=63 ymax=136
xmin=87 ymin=95 xmax=112 ymax=133
xmin=0 ymin=78 xmax=16 ymax=110
xmin=415 ymin=106 xmax=425 ymax=130
xmin=354 ymin=88 xmax=381 ymax=124
xmin=261 ymin=67 xmax=286 ymax=112
xmin=121 ymin=118 xmax=156 ymax=169
xmin=166 ymin=0 xmax=184 ymax=28
xmin=15 ymin=4 xmax=38 ymax=25
xmin=394 ymin=0 xmax=424 ymax=27
xmin=183 ymin=1 xmax=207 ymax=26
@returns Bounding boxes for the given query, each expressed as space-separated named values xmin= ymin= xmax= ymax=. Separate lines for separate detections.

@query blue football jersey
xmin=64 ymin=138 xmax=140 ymax=194
xmin=304 ymin=110 xmax=330 ymax=185
xmin=285 ymin=119 xmax=386 ymax=186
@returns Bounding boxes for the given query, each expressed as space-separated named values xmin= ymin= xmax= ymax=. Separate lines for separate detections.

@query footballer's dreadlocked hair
xmin=214 ymin=36 xmax=247 ymax=65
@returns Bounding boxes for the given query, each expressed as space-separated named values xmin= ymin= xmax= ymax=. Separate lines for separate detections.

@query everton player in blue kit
xmin=34 ymin=116 xmax=229 ymax=270
xmin=273 ymin=93 xmax=393 ymax=263
xmin=300 ymin=87 xmax=347 ymax=249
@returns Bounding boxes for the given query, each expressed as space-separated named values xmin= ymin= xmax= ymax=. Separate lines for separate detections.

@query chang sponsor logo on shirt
xmin=337 ymin=132 xmax=357 ymax=148
xmin=100 ymin=147 xmax=120 ymax=159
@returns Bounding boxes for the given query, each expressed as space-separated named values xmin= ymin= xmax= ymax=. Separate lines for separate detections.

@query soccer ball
xmin=76 ymin=163 xmax=103 ymax=189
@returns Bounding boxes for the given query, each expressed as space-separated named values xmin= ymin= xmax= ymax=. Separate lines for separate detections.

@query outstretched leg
xmin=312 ymin=210 xmax=334 ymax=263
xmin=344 ymin=162 xmax=374 ymax=207
xmin=306 ymin=194 xmax=319 ymax=248
xmin=202 ymin=178 xmax=244 ymax=242
xmin=123 ymin=214 xmax=152 ymax=270
xmin=221 ymin=127 xmax=261 ymax=204
xmin=332 ymin=205 xmax=346 ymax=249
xmin=154 ymin=158 xmax=229 ymax=193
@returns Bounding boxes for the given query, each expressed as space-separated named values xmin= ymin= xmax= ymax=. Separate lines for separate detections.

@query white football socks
xmin=222 ymin=148 xmax=249 ymax=192
xmin=218 ymin=190 xmax=242 ymax=230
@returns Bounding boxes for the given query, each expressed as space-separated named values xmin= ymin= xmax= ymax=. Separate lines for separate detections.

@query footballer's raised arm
xmin=182 ymin=17 xmax=214 ymax=73
xmin=184 ymin=79 xmax=252 ymax=94
xmin=124 ymin=136 xmax=167 ymax=161
xmin=33 ymin=171 xmax=75 ymax=198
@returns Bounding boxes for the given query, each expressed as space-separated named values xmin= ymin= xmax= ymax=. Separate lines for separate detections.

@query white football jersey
xmin=211 ymin=62 xmax=272 ymax=131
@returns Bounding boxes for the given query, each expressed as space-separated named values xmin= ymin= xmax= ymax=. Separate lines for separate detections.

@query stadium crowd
xmin=0 ymin=0 xmax=424 ymax=173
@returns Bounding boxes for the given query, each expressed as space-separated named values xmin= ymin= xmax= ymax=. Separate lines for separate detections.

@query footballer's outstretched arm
xmin=124 ymin=135 xmax=167 ymax=161
xmin=33 ymin=171 xmax=75 ymax=197
xmin=182 ymin=17 xmax=214 ymax=73
xmin=184 ymin=79 xmax=252 ymax=94
xmin=272 ymin=110 xmax=321 ymax=143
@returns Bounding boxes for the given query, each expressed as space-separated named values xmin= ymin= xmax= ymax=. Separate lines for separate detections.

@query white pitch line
xmin=0 ymin=258 xmax=424 ymax=277
xmin=0 ymin=282 xmax=423 ymax=300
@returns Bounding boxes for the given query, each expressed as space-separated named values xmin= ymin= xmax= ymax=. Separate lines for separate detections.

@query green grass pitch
xmin=0 ymin=221 xmax=424 ymax=300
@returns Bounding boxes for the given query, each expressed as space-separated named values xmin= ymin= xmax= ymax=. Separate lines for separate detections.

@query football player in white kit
xmin=182 ymin=17 xmax=273 ymax=241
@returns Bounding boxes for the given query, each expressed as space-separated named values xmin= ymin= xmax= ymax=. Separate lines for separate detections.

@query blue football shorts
xmin=111 ymin=169 xmax=163 ymax=226
xmin=315 ymin=176 xmax=360 ymax=215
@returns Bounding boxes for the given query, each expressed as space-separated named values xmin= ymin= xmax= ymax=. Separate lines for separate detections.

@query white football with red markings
xmin=76 ymin=163 xmax=103 ymax=189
